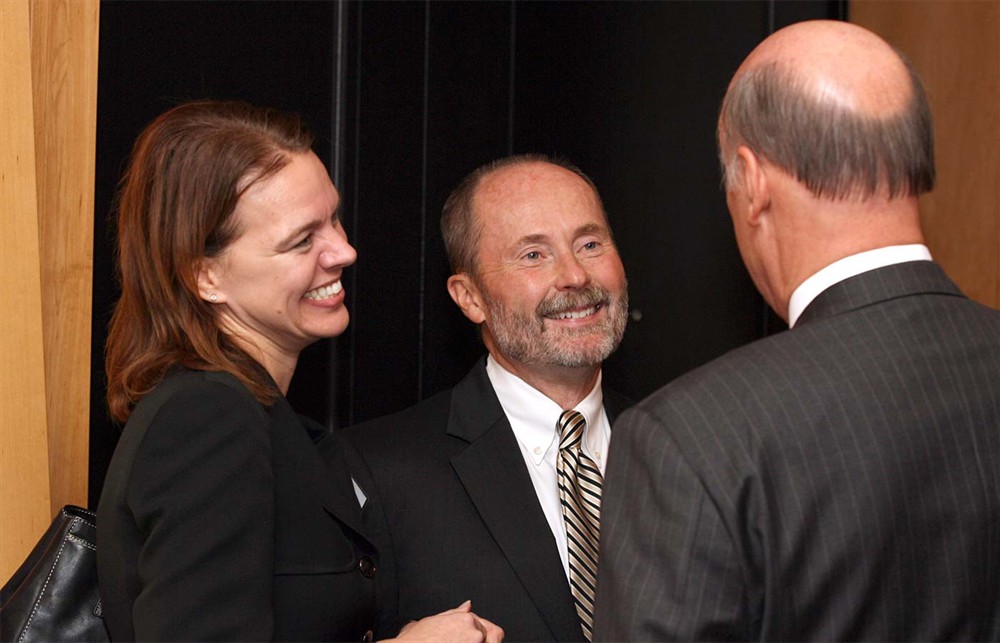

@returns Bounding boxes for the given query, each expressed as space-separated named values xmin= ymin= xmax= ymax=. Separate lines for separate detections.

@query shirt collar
xmin=485 ymin=355 xmax=605 ymax=465
xmin=788 ymin=244 xmax=932 ymax=328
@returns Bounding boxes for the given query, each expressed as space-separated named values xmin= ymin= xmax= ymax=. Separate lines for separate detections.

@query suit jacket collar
xmin=447 ymin=359 xmax=585 ymax=641
xmin=446 ymin=358 xmax=632 ymax=441
xmin=446 ymin=357 xmax=508 ymax=443
xmin=797 ymin=261 xmax=965 ymax=327
xmin=269 ymin=397 xmax=372 ymax=548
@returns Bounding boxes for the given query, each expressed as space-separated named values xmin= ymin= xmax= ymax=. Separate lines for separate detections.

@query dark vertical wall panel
xmin=512 ymin=2 xmax=772 ymax=397
xmin=421 ymin=3 xmax=514 ymax=398
xmin=343 ymin=2 xmax=517 ymax=423
xmin=340 ymin=2 xmax=427 ymax=426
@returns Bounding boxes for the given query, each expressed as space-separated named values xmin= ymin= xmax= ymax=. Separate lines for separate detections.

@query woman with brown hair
xmin=97 ymin=100 xmax=501 ymax=642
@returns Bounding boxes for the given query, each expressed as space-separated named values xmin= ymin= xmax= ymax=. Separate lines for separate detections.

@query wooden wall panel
xmin=31 ymin=0 xmax=99 ymax=515
xmin=0 ymin=0 xmax=54 ymax=582
xmin=853 ymin=0 xmax=1000 ymax=308
xmin=0 ymin=0 xmax=98 ymax=581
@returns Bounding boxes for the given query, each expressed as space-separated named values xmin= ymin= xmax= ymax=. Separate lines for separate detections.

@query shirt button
xmin=362 ymin=629 xmax=374 ymax=642
xmin=533 ymin=446 xmax=542 ymax=455
xmin=358 ymin=556 xmax=377 ymax=578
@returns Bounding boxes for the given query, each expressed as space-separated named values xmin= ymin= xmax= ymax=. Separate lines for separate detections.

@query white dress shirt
xmin=788 ymin=244 xmax=933 ymax=328
xmin=485 ymin=355 xmax=611 ymax=580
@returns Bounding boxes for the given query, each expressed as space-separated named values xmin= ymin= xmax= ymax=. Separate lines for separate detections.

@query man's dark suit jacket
xmin=347 ymin=358 xmax=631 ymax=642
xmin=594 ymin=261 xmax=1000 ymax=641
xmin=98 ymin=369 xmax=380 ymax=642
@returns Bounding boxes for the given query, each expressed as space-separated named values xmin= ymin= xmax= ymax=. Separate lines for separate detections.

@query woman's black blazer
xmin=98 ymin=369 xmax=380 ymax=641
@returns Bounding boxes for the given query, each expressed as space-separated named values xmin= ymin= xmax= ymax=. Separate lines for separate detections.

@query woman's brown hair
xmin=106 ymin=100 xmax=314 ymax=422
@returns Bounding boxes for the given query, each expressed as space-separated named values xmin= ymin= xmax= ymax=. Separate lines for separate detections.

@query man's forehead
xmin=476 ymin=162 xmax=592 ymax=205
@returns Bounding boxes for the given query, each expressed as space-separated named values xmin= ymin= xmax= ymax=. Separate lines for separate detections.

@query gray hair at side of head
xmin=717 ymin=53 xmax=935 ymax=200
xmin=440 ymin=153 xmax=608 ymax=276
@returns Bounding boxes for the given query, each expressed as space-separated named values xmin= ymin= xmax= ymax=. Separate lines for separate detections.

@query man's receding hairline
xmin=740 ymin=39 xmax=915 ymax=116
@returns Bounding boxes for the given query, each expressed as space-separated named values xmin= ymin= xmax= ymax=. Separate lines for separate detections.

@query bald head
xmin=441 ymin=153 xmax=606 ymax=276
xmin=738 ymin=21 xmax=913 ymax=115
xmin=719 ymin=20 xmax=934 ymax=200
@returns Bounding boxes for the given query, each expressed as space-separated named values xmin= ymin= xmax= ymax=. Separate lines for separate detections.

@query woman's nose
xmin=319 ymin=235 xmax=357 ymax=270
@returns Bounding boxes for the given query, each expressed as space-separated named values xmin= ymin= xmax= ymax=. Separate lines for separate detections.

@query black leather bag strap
xmin=0 ymin=505 xmax=109 ymax=642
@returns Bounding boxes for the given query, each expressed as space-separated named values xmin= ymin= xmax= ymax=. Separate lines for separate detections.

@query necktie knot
xmin=558 ymin=409 xmax=586 ymax=451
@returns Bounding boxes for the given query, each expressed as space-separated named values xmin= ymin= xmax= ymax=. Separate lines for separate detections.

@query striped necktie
xmin=557 ymin=409 xmax=603 ymax=641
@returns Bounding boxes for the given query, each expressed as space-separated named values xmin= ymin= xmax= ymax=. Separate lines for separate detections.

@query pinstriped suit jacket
xmin=593 ymin=261 xmax=1000 ymax=641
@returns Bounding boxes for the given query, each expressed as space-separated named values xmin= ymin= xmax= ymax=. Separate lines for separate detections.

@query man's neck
xmin=768 ymin=193 xmax=925 ymax=318
xmin=488 ymin=352 xmax=600 ymax=410
xmin=786 ymin=243 xmax=932 ymax=327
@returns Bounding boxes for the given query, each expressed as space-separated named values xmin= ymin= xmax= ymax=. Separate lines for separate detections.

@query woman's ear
xmin=447 ymin=273 xmax=486 ymax=324
xmin=195 ymin=258 xmax=225 ymax=304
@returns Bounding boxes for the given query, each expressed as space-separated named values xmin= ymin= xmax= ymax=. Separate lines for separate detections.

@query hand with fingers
xmin=391 ymin=600 xmax=504 ymax=643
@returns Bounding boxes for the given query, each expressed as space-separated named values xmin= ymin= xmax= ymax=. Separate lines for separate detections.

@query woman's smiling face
xmin=199 ymin=150 xmax=357 ymax=364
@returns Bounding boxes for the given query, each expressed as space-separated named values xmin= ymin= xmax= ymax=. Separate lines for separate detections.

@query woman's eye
xmin=524 ymin=251 xmax=541 ymax=261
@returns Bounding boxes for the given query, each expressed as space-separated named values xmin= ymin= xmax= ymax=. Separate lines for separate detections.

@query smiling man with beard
xmin=346 ymin=155 xmax=631 ymax=642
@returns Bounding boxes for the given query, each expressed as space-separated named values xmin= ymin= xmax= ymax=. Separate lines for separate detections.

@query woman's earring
xmin=209 ymin=294 xmax=219 ymax=303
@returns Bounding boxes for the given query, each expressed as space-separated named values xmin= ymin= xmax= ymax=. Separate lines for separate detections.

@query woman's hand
xmin=390 ymin=600 xmax=504 ymax=643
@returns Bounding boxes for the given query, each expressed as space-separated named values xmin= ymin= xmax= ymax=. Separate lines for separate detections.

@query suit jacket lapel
xmin=271 ymin=398 xmax=371 ymax=546
xmin=448 ymin=362 xmax=583 ymax=641
xmin=798 ymin=260 xmax=964 ymax=326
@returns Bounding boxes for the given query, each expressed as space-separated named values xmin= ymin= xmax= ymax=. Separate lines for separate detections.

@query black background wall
xmin=90 ymin=0 xmax=845 ymax=507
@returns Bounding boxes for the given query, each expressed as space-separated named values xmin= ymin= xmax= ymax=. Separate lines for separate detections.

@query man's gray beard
xmin=480 ymin=282 xmax=628 ymax=368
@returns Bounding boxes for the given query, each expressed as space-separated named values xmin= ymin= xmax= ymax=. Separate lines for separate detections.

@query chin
xmin=548 ymin=339 xmax=617 ymax=368
xmin=308 ymin=313 xmax=351 ymax=340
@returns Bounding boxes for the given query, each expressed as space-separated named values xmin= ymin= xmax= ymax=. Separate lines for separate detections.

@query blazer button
xmin=358 ymin=556 xmax=377 ymax=578
xmin=362 ymin=629 xmax=374 ymax=642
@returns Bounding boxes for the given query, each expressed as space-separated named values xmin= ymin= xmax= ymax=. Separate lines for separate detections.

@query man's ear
xmin=735 ymin=145 xmax=771 ymax=226
xmin=447 ymin=273 xmax=486 ymax=324
xmin=195 ymin=257 xmax=225 ymax=304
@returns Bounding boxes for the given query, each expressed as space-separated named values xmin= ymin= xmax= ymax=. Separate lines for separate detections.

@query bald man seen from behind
xmin=593 ymin=20 xmax=1000 ymax=642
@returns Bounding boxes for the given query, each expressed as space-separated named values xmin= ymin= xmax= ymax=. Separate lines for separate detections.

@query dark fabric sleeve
xmin=594 ymin=403 xmax=753 ymax=642
xmin=124 ymin=381 xmax=275 ymax=641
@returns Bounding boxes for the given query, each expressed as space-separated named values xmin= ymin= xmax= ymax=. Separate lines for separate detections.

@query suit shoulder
xmin=644 ymin=330 xmax=793 ymax=402
xmin=621 ymin=331 xmax=807 ymax=456
xmin=346 ymin=386 xmax=454 ymax=451
xmin=109 ymin=370 xmax=275 ymax=521
xmin=126 ymin=369 xmax=271 ymax=454
xmin=148 ymin=368 xmax=263 ymax=411
xmin=139 ymin=368 xmax=256 ymax=402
